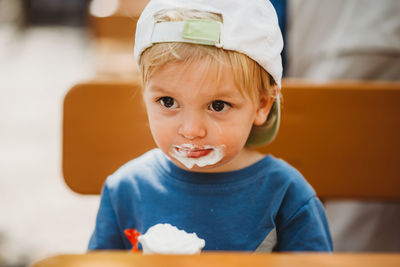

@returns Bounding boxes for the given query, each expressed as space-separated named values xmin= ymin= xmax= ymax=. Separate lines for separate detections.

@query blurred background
xmin=0 ymin=0 xmax=399 ymax=266
xmin=0 ymin=0 xmax=96 ymax=266
xmin=1 ymin=1 xmax=147 ymax=266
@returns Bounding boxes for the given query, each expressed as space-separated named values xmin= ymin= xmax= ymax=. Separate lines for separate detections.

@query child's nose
xmin=178 ymin=112 xmax=207 ymax=140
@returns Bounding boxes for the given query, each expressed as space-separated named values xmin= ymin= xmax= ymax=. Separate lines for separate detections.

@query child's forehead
xmin=147 ymin=59 xmax=245 ymax=96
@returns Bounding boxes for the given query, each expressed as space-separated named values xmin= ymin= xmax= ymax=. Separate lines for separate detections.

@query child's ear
xmin=253 ymin=87 xmax=278 ymax=126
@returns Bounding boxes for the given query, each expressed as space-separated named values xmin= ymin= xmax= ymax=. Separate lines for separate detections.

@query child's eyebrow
xmin=211 ymin=89 xmax=243 ymax=99
xmin=147 ymin=84 xmax=243 ymax=99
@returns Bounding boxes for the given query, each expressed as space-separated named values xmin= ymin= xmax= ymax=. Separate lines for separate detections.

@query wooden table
xmin=33 ymin=252 xmax=400 ymax=267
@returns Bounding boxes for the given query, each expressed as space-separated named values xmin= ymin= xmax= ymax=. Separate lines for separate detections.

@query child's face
xmin=143 ymin=59 xmax=272 ymax=172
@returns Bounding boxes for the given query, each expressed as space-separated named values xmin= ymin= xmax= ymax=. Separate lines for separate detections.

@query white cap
xmin=134 ymin=0 xmax=284 ymax=146
xmin=134 ymin=0 xmax=283 ymax=87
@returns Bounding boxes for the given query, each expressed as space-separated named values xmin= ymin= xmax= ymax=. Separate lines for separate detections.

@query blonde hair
xmin=139 ymin=8 xmax=277 ymax=102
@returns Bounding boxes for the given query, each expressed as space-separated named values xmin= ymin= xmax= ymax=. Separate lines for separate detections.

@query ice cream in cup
xmin=137 ymin=223 xmax=206 ymax=254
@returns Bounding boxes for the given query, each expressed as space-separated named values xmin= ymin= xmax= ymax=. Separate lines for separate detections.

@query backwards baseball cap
xmin=134 ymin=0 xmax=283 ymax=147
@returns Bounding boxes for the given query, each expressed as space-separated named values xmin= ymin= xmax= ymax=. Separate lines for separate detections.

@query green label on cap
xmin=182 ymin=19 xmax=221 ymax=45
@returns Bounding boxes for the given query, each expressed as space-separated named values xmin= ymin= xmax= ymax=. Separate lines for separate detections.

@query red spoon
xmin=124 ymin=229 xmax=141 ymax=252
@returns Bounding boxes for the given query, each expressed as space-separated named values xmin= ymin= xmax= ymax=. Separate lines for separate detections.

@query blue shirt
xmin=88 ymin=149 xmax=332 ymax=252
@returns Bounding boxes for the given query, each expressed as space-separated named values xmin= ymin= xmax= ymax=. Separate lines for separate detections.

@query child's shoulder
xmin=260 ymin=155 xmax=321 ymax=225
xmin=105 ymin=148 xmax=163 ymax=188
xmin=262 ymin=154 xmax=317 ymax=200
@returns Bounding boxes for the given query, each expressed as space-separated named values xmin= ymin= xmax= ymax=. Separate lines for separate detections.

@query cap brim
xmin=246 ymin=96 xmax=281 ymax=147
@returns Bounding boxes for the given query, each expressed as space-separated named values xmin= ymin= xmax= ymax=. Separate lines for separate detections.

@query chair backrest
xmin=62 ymin=79 xmax=400 ymax=199
xmin=63 ymin=78 xmax=156 ymax=194
xmin=259 ymin=80 xmax=400 ymax=200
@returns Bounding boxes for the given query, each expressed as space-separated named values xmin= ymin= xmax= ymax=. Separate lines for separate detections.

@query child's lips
xmin=176 ymin=147 xmax=214 ymax=158
xmin=170 ymin=144 xmax=225 ymax=169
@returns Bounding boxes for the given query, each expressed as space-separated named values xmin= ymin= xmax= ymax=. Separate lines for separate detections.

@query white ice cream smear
xmin=138 ymin=223 xmax=206 ymax=254
xmin=169 ymin=144 xmax=225 ymax=169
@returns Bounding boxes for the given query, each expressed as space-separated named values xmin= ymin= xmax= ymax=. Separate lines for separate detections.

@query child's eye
xmin=209 ymin=100 xmax=231 ymax=112
xmin=158 ymin=97 xmax=178 ymax=109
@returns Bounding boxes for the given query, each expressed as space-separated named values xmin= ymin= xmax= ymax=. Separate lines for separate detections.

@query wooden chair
xmin=62 ymin=79 xmax=400 ymax=199
xmin=62 ymin=78 xmax=155 ymax=194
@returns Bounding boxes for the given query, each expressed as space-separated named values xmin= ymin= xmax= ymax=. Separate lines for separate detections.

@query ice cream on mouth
xmin=138 ymin=223 xmax=206 ymax=254
xmin=169 ymin=144 xmax=225 ymax=169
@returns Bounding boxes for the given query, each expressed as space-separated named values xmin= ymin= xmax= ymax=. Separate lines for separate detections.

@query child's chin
xmin=189 ymin=164 xmax=218 ymax=172
xmin=169 ymin=158 xmax=218 ymax=172
xmin=184 ymin=162 xmax=230 ymax=173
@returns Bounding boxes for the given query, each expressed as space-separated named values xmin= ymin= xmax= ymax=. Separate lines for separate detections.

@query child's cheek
xmin=146 ymin=115 xmax=167 ymax=148
xmin=219 ymin=131 xmax=248 ymax=157
xmin=211 ymin=120 xmax=223 ymax=138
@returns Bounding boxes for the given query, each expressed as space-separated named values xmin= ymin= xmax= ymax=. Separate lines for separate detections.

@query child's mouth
xmin=176 ymin=147 xmax=213 ymax=158
xmin=169 ymin=144 xmax=225 ymax=169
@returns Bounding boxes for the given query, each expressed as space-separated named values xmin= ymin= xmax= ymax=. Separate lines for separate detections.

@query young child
xmin=88 ymin=0 xmax=332 ymax=252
